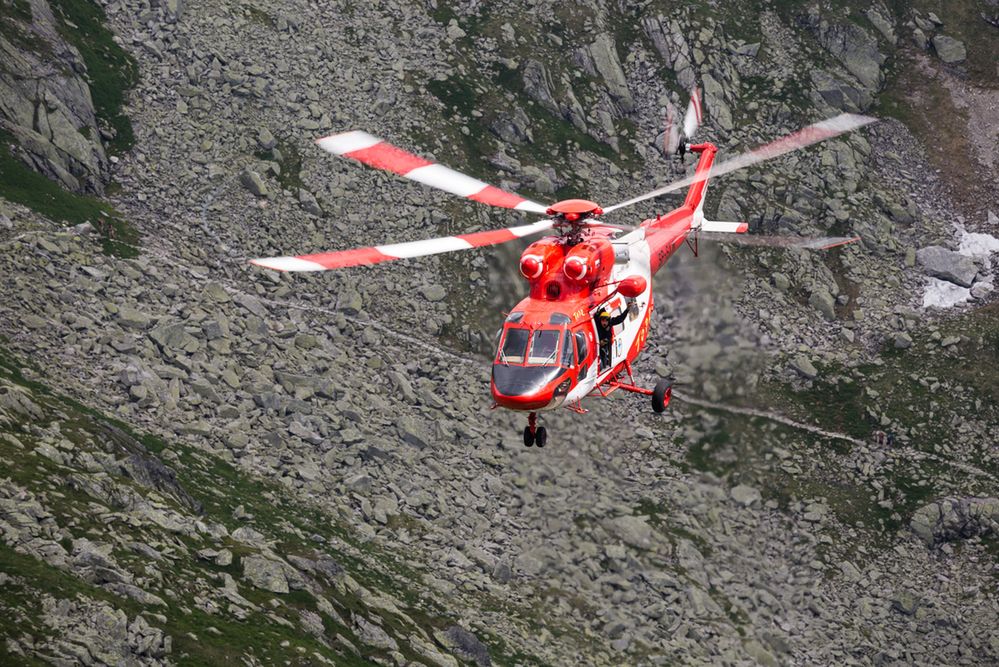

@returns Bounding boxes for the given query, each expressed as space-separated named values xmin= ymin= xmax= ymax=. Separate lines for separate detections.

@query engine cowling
xmin=520 ymin=239 xmax=563 ymax=281
xmin=616 ymin=275 xmax=647 ymax=298
xmin=562 ymin=238 xmax=614 ymax=283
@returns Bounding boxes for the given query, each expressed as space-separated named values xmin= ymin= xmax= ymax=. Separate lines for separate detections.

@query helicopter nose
xmin=492 ymin=391 xmax=554 ymax=411
xmin=490 ymin=369 xmax=573 ymax=411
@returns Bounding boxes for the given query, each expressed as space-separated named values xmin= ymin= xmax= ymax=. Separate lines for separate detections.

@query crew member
xmin=596 ymin=308 xmax=629 ymax=371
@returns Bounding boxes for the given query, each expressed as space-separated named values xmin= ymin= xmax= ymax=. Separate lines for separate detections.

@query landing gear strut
xmin=523 ymin=412 xmax=547 ymax=447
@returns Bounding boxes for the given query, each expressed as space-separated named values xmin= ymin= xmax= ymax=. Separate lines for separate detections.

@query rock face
xmin=803 ymin=11 xmax=885 ymax=94
xmin=910 ymin=497 xmax=999 ymax=546
xmin=38 ymin=596 xmax=171 ymax=663
xmin=0 ymin=1 xmax=110 ymax=193
xmin=586 ymin=34 xmax=635 ymax=114
xmin=916 ymin=246 xmax=979 ymax=287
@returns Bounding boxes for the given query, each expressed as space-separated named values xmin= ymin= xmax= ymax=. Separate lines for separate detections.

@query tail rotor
xmin=663 ymin=87 xmax=702 ymax=162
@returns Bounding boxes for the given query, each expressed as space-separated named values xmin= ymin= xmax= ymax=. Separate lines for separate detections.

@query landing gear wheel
xmin=535 ymin=427 xmax=547 ymax=448
xmin=652 ymin=378 xmax=673 ymax=413
xmin=523 ymin=427 xmax=535 ymax=447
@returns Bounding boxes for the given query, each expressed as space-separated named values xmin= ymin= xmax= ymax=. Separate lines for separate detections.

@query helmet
xmin=598 ymin=310 xmax=610 ymax=319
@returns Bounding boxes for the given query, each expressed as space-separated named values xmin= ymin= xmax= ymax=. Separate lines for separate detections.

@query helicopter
xmin=251 ymin=91 xmax=874 ymax=447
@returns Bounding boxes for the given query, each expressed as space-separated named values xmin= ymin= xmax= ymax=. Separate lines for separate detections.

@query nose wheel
xmin=523 ymin=412 xmax=547 ymax=447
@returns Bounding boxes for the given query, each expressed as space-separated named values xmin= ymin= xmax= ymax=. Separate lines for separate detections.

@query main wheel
xmin=523 ymin=426 xmax=535 ymax=447
xmin=535 ymin=427 xmax=547 ymax=448
xmin=652 ymin=379 xmax=673 ymax=413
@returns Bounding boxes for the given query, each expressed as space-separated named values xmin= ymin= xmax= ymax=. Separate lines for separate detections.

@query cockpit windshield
xmin=492 ymin=324 xmax=571 ymax=397
xmin=497 ymin=326 xmax=567 ymax=367
xmin=500 ymin=328 xmax=530 ymax=364
xmin=527 ymin=330 xmax=560 ymax=365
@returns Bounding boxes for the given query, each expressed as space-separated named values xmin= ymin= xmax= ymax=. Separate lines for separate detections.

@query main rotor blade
xmin=250 ymin=219 xmax=555 ymax=272
xmin=698 ymin=232 xmax=861 ymax=250
xmin=604 ymin=113 xmax=876 ymax=214
xmin=316 ymin=131 xmax=549 ymax=214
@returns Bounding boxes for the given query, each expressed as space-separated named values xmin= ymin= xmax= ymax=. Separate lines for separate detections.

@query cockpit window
xmin=527 ymin=329 xmax=561 ymax=365
xmin=561 ymin=331 xmax=574 ymax=367
xmin=499 ymin=328 xmax=529 ymax=364
xmin=549 ymin=313 xmax=571 ymax=325
xmin=505 ymin=311 xmax=524 ymax=323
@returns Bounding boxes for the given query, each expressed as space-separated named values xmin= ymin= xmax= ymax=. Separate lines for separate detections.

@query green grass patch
xmin=50 ymin=0 xmax=138 ymax=154
xmin=255 ymin=141 xmax=305 ymax=192
xmin=905 ymin=0 xmax=999 ymax=85
xmin=0 ymin=130 xmax=139 ymax=257
xmin=244 ymin=4 xmax=276 ymax=28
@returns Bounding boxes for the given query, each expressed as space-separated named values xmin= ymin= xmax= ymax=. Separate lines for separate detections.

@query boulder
xmin=601 ymin=515 xmax=653 ymax=550
xmin=931 ymin=35 xmax=967 ymax=64
xmin=149 ymin=322 xmax=200 ymax=353
xmin=790 ymin=355 xmax=818 ymax=380
xmin=257 ymin=127 xmax=277 ymax=150
xmin=916 ymin=246 xmax=978 ymax=287
xmin=910 ymin=497 xmax=999 ymax=546
xmin=815 ymin=19 xmax=885 ymax=91
xmin=808 ymin=288 xmax=837 ymax=320
xmin=242 ymin=554 xmax=289 ymax=593
xmin=731 ymin=484 xmax=762 ymax=507
xmin=117 ymin=306 xmax=152 ymax=330
xmin=521 ymin=60 xmax=559 ymax=115
xmin=434 ymin=625 xmax=491 ymax=667
xmin=240 ymin=169 xmax=269 ymax=197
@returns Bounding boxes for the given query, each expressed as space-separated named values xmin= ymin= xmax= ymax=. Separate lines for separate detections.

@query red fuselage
xmin=490 ymin=144 xmax=719 ymax=412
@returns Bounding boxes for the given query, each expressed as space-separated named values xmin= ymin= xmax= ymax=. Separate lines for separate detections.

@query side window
xmin=561 ymin=331 xmax=573 ymax=367
xmin=574 ymin=331 xmax=588 ymax=364
xmin=574 ymin=331 xmax=588 ymax=380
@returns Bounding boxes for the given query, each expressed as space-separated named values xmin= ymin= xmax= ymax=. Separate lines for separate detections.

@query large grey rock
xmin=916 ymin=246 xmax=978 ymax=287
xmin=587 ymin=34 xmax=634 ymax=113
xmin=355 ymin=615 xmax=398 ymax=651
xmin=602 ymin=515 xmax=653 ymax=549
xmin=149 ymin=322 xmax=200 ymax=353
xmin=731 ymin=484 xmax=762 ymax=507
xmin=865 ymin=6 xmax=896 ymax=44
xmin=790 ymin=355 xmax=818 ymax=380
xmin=240 ymin=169 xmax=269 ymax=197
xmin=910 ymin=497 xmax=999 ymax=546
xmin=521 ymin=60 xmax=559 ymax=115
xmin=931 ymin=35 xmax=967 ymax=64
xmin=434 ymin=626 xmax=491 ymax=667
xmin=810 ymin=69 xmax=870 ymax=113
xmin=242 ymin=554 xmax=290 ymax=593
xmin=642 ymin=16 xmax=695 ymax=89
xmin=808 ymin=288 xmax=837 ymax=320
xmin=117 ymin=306 xmax=152 ymax=329
xmin=815 ymin=18 xmax=885 ymax=91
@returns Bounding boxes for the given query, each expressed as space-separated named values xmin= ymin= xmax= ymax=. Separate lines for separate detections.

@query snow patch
xmin=922 ymin=225 xmax=999 ymax=309
xmin=958 ymin=230 xmax=999 ymax=267
xmin=923 ymin=278 xmax=972 ymax=309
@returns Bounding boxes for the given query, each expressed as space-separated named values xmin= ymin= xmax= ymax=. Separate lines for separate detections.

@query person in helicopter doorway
xmin=596 ymin=307 xmax=630 ymax=372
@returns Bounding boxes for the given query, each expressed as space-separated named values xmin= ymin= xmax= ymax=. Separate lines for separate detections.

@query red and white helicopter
xmin=251 ymin=91 xmax=873 ymax=446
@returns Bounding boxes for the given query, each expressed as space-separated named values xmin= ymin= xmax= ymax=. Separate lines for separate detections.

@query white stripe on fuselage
xmin=564 ymin=229 xmax=654 ymax=406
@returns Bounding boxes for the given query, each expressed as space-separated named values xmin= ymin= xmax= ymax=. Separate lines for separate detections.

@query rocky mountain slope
xmin=1 ymin=0 xmax=998 ymax=664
